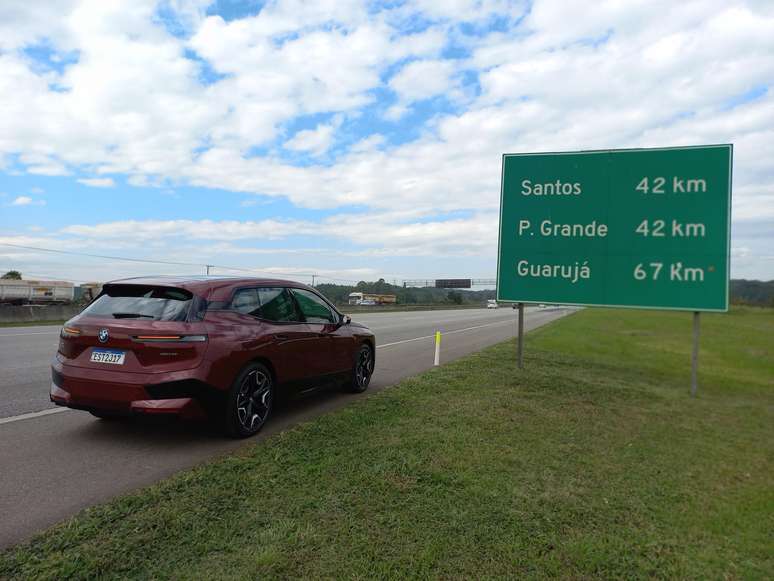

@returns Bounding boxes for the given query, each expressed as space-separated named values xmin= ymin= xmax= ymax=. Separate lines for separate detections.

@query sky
xmin=0 ymin=0 xmax=772 ymax=286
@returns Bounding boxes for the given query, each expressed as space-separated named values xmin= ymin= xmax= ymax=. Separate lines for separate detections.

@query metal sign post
xmin=517 ymin=302 xmax=525 ymax=369
xmin=691 ymin=311 xmax=700 ymax=396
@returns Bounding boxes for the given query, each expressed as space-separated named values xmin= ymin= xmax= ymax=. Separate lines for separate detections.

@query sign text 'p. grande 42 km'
xmin=496 ymin=145 xmax=732 ymax=311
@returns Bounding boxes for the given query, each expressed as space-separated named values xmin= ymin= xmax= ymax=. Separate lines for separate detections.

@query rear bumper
xmin=50 ymin=359 xmax=213 ymax=420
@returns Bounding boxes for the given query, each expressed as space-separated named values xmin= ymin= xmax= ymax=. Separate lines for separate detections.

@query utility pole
xmin=205 ymin=264 xmax=212 ymax=276
xmin=311 ymin=274 xmax=316 ymax=286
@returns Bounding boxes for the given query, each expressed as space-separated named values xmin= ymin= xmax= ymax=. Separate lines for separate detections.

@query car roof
xmin=105 ymin=275 xmax=317 ymax=299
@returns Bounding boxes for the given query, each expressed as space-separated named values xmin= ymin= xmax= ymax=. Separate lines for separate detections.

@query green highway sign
xmin=496 ymin=145 xmax=733 ymax=311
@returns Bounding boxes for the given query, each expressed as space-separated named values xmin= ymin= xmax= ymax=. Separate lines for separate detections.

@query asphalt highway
xmin=0 ymin=306 xmax=574 ymax=548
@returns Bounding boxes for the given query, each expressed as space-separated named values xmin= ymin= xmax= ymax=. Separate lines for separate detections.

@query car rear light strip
xmin=132 ymin=335 xmax=207 ymax=342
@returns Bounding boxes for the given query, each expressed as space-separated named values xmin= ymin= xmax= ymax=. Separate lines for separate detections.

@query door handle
xmin=274 ymin=333 xmax=289 ymax=341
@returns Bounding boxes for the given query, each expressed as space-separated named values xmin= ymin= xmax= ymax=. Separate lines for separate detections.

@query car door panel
xmin=254 ymin=287 xmax=319 ymax=390
xmin=290 ymin=288 xmax=353 ymax=377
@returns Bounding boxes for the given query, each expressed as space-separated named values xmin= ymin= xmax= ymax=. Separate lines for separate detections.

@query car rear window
xmin=81 ymin=285 xmax=194 ymax=321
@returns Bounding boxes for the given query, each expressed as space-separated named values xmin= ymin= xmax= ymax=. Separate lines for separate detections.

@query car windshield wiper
xmin=111 ymin=312 xmax=155 ymax=319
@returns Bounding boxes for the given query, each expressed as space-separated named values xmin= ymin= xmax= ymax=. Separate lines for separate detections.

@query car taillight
xmin=132 ymin=335 xmax=207 ymax=342
xmin=61 ymin=326 xmax=81 ymax=338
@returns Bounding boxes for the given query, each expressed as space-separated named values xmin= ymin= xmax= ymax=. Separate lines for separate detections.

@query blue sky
xmin=1 ymin=0 xmax=773 ymax=285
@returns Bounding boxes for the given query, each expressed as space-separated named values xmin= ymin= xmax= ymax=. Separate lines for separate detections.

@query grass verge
xmin=1 ymin=307 xmax=772 ymax=579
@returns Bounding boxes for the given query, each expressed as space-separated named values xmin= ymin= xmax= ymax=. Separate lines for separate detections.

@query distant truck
xmin=348 ymin=292 xmax=397 ymax=306
xmin=0 ymin=279 xmax=75 ymax=305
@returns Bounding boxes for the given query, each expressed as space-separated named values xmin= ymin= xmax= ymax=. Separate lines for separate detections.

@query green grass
xmin=1 ymin=307 xmax=772 ymax=579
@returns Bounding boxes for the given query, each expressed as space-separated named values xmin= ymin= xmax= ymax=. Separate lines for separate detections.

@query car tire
xmin=224 ymin=362 xmax=274 ymax=438
xmin=347 ymin=343 xmax=374 ymax=393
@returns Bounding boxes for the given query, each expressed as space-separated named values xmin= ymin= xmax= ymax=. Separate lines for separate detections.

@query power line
xmin=0 ymin=242 xmax=205 ymax=268
xmin=0 ymin=242 xmax=317 ymax=280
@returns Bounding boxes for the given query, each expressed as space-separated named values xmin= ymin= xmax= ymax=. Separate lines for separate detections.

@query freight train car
xmin=0 ymin=280 xmax=75 ymax=305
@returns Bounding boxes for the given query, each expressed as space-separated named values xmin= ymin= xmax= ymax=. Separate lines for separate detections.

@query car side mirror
xmin=341 ymin=315 xmax=351 ymax=325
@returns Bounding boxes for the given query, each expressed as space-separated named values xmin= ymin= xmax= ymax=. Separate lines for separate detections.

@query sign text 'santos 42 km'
xmin=496 ymin=145 xmax=733 ymax=311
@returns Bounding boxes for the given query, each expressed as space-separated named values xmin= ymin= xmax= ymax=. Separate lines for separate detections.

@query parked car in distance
xmin=486 ymin=299 xmax=498 ymax=309
xmin=51 ymin=276 xmax=375 ymax=437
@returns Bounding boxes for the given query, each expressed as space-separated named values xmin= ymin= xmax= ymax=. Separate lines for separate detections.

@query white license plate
xmin=90 ymin=348 xmax=126 ymax=365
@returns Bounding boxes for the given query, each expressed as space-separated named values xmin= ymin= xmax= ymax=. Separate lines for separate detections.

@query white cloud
xmin=0 ymin=0 xmax=80 ymax=51
xmin=58 ymin=210 xmax=497 ymax=257
xmin=60 ymin=219 xmax=311 ymax=241
xmin=77 ymin=177 xmax=115 ymax=188
xmin=284 ymin=121 xmax=337 ymax=156
xmin=187 ymin=11 xmax=445 ymax=151
xmin=387 ymin=59 xmax=459 ymax=119
xmin=0 ymin=0 xmax=772 ymax=278
xmin=349 ymin=134 xmax=385 ymax=153
xmin=10 ymin=196 xmax=46 ymax=206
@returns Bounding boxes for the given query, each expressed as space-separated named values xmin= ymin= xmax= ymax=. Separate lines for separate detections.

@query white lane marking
xmin=376 ymin=319 xmax=514 ymax=349
xmin=0 ymin=407 xmax=70 ymax=426
xmin=0 ymin=331 xmax=59 ymax=337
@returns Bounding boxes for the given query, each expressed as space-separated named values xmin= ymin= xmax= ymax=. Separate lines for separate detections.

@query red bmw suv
xmin=51 ymin=277 xmax=375 ymax=437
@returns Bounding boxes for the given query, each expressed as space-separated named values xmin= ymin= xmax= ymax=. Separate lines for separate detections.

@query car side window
xmin=256 ymin=287 xmax=302 ymax=323
xmin=291 ymin=288 xmax=336 ymax=324
xmin=231 ymin=288 xmax=260 ymax=317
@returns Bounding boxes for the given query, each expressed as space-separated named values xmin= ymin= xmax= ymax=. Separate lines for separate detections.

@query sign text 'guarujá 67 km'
xmin=496 ymin=145 xmax=732 ymax=311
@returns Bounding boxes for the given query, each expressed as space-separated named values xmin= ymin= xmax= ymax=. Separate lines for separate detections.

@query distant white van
xmin=486 ymin=299 xmax=498 ymax=309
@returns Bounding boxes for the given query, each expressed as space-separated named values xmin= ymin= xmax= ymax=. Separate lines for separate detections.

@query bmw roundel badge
xmin=98 ymin=328 xmax=109 ymax=343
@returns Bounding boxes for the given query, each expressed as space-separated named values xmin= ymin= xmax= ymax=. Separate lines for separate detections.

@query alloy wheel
xmin=355 ymin=346 xmax=373 ymax=389
xmin=236 ymin=370 xmax=272 ymax=432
